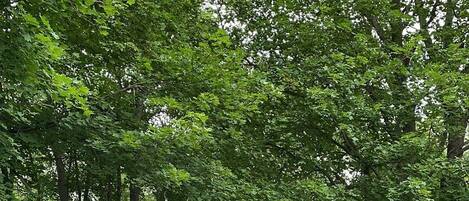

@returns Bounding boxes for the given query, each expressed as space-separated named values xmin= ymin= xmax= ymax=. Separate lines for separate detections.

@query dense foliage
xmin=0 ymin=0 xmax=467 ymax=200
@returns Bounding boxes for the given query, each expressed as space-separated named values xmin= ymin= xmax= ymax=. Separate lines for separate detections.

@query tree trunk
xmin=36 ymin=175 xmax=43 ymax=201
xmin=440 ymin=116 xmax=467 ymax=200
xmin=83 ymin=176 xmax=90 ymax=201
xmin=83 ymin=186 xmax=90 ymax=201
xmin=105 ymin=176 xmax=112 ymax=201
xmin=130 ymin=182 xmax=141 ymax=201
xmin=446 ymin=117 xmax=466 ymax=159
xmin=74 ymin=158 xmax=81 ymax=201
xmin=54 ymin=151 xmax=69 ymax=201
xmin=447 ymin=133 xmax=465 ymax=159
xmin=116 ymin=167 xmax=122 ymax=201
xmin=1 ymin=167 xmax=14 ymax=201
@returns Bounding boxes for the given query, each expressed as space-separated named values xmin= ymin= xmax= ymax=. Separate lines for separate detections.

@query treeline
xmin=0 ymin=0 xmax=468 ymax=200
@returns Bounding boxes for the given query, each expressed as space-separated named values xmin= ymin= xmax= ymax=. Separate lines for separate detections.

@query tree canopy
xmin=0 ymin=0 xmax=468 ymax=200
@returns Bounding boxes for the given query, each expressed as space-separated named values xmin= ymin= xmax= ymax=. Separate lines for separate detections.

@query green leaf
xmin=23 ymin=14 xmax=39 ymax=27
xmin=40 ymin=15 xmax=52 ymax=31
xmin=103 ymin=0 xmax=117 ymax=16
xmin=127 ymin=0 xmax=136 ymax=5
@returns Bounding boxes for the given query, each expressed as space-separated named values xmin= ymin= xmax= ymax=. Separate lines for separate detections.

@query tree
xmin=214 ymin=0 xmax=468 ymax=200
xmin=1 ymin=0 xmax=467 ymax=200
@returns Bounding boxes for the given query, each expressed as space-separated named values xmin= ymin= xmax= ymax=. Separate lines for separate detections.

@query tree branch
xmin=330 ymin=133 xmax=381 ymax=178
xmin=265 ymin=142 xmax=341 ymax=185
xmin=426 ymin=0 xmax=440 ymax=26
xmin=462 ymin=144 xmax=469 ymax=153
xmin=101 ymin=83 xmax=145 ymax=99
xmin=366 ymin=15 xmax=387 ymax=44
xmin=402 ymin=0 xmax=414 ymax=14
xmin=7 ymin=122 xmax=57 ymax=134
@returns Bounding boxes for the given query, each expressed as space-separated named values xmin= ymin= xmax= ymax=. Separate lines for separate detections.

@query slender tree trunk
xmin=78 ymin=190 xmax=82 ymax=201
xmin=116 ymin=167 xmax=122 ymax=201
xmin=37 ymin=184 xmax=42 ymax=201
xmin=36 ymin=174 xmax=42 ymax=201
xmin=130 ymin=182 xmax=141 ymax=201
xmin=1 ymin=167 xmax=14 ymax=201
xmin=129 ymin=86 xmax=145 ymax=201
xmin=53 ymin=151 xmax=69 ymax=201
xmin=82 ymin=174 xmax=90 ymax=201
xmin=74 ymin=157 xmax=82 ymax=201
xmin=105 ymin=176 xmax=112 ymax=201
xmin=83 ymin=186 xmax=90 ymax=201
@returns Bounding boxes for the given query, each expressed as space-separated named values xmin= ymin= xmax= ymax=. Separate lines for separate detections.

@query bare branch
xmin=402 ymin=0 xmax=414 ymax=14
xmin=426 ymin=0 xmax=440 ymax=26
xmin=366 ymin=15 xmax=387 ymax=44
